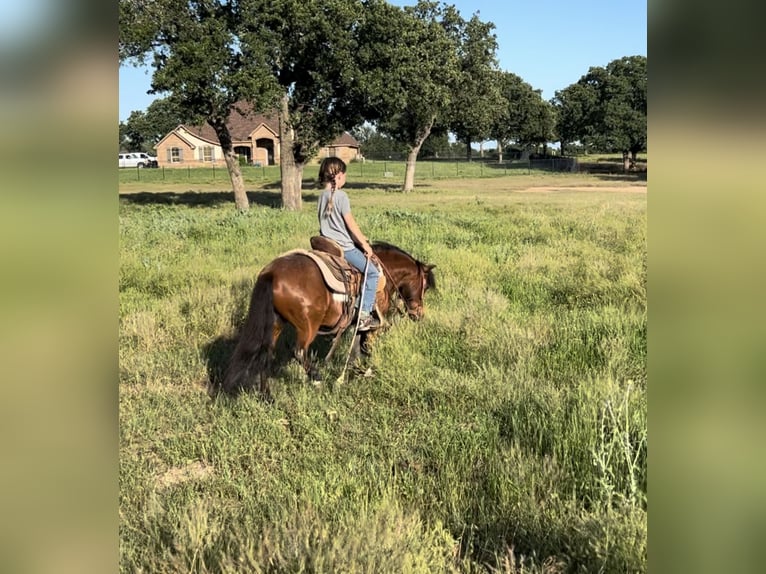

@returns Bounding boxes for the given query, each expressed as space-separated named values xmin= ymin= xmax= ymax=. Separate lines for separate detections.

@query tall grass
xmin=120 ymin=179 xmax=646 ymax=572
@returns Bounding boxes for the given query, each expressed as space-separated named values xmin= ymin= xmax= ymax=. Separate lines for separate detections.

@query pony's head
xmin=372 ymin=242 xmax=436 ymax=320
xmin=398 ymin=260 xmax=436 ymax=320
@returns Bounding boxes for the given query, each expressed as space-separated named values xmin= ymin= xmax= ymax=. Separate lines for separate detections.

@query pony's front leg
xmin=346 ymin=333 xmax=373 ymax=380
xmin=351 ymin=332 xmax=362 ymax=361
xmin=324 ymin=329 xmax=346 ymax=363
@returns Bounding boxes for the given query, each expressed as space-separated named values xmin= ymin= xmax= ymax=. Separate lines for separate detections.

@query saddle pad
xmin=282 ymin=249 xmax=348 ymax=293
xmin=281 ymin=248 xmax=386 ymax=295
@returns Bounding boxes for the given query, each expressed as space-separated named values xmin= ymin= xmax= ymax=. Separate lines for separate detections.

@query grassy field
xmin=119 ymin=172 xmax=646 ymax=572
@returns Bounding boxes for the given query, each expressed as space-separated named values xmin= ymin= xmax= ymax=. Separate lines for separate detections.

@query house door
xmin=255 ymin=138 xmax=275 ymax=165
xmin=234 ymin=146 xmax=251 ymax=163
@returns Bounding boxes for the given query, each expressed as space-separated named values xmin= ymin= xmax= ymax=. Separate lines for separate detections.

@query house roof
xmin=178 ymin=101 xmax=359 ymax=148
xmin=153 ymin=125 xmax=214 ymax=150
xmin=330 ymin=131 xmax=360 ymax=148
xmin=182 ymin=102 xmax=280 ymax=142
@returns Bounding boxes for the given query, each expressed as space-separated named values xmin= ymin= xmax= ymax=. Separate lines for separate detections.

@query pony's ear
xmin=426 ymin=264 xmax=436 ymax=271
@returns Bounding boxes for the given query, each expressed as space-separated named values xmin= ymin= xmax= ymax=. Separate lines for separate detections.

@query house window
xmin=200 ymin=146 xmax=214 ymax=162
xmin=168 ymin=147 xmax=183 ymax=163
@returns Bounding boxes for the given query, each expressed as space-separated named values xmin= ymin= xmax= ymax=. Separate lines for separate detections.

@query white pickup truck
xmin=119 ymin=152 xmax=158 ymax=168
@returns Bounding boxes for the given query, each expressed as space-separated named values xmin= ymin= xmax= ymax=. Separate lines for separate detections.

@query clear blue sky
xmin=119 ymin=0 xmax=646 ymax=122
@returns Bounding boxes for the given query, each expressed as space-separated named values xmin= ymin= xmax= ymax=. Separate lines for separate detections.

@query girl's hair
xmin=318 ymin=157 xmax=347 ymax=216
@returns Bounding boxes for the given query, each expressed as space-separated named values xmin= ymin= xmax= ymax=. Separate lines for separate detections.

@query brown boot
xmin=357 ymin=311 xmax=380 ymax=331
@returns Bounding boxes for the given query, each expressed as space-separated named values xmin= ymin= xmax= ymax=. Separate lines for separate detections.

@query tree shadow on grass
xmin=119 ymin=181 xmax=401 ymax=209
xmin=577 ymin=159 xmax=647 ymax=182
xmin=590 ymin=171 xmax=647 ymax=183
xmin=344 ymin=182 xmax=405 ymax=192
xmin=119 ymin=189 xmax=314 ymax=208
xmin=259 ymin=180 xmax=403 ymax=192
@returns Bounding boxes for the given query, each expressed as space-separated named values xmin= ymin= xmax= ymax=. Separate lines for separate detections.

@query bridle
xmin=374 ymin=255 xmax=424 ymax=318
xmin=374 ymin=256 xmax=404 ymax=314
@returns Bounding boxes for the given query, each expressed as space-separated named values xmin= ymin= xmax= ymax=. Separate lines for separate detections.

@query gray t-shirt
xmin=317 ymin=189 xmax=355 ymax=250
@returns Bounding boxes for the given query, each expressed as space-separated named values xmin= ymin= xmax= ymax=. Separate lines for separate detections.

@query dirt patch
xmin=421 ymin=176 xmax=647 ymax=194
xmin=519 ymin=185 xmax=646 ymax=193
xmin=157 ymin=460 xmax=214 ymax=489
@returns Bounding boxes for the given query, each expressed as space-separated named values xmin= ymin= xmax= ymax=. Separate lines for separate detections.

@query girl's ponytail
xmin=318 ymin=157 xmax=347 ymax=217
xmin=325 ymin=176 xmax=337 ymax=215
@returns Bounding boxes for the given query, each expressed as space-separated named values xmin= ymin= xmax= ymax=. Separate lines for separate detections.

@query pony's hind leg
xmin=294 ymin=347 xmax=321 ymax=383
xmin=294 ymin=322 xmax=321 ymax=383
xmin=260 ymin=319 xmax=283 ymax=400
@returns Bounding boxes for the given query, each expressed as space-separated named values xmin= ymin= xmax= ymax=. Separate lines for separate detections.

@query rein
xmin=374 ymin=255 xmax=408 ymax=316
xmin=336 ymin=256 xmax=370 ymax=384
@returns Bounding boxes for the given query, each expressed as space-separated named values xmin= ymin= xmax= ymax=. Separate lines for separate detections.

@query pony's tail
xmin=222 ymin=272 xmax=275 ymax=395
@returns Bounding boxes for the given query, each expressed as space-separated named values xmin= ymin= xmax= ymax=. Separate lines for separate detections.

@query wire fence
xmin=118 ymin=157 xmax=589 ymax=186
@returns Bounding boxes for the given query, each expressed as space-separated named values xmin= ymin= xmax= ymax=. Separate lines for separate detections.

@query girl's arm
xmin=343 ymin=212 xmax=374 ymax=257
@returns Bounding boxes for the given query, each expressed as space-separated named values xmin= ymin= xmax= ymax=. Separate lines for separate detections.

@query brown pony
xmin=221 ymin=241 xmax=436 ymax=398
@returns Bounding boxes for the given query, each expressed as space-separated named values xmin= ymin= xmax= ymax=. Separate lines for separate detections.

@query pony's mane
xmin=373 ymin=241 xmax=436 ymax=291
xmin=425 ymin=265 xmax=437 ymax=291
xmin=371 ymin=241 xmax=416 ymax=262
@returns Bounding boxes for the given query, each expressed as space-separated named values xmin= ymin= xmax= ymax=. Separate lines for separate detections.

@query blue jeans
xmin=343 ymin=247 xmax=380 ymax=313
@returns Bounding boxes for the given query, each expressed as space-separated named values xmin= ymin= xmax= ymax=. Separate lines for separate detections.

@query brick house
xmin=154 ymin=103 xmax=361 ymax=168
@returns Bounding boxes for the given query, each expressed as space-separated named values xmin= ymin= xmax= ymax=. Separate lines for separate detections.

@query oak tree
xmin=491 ymin=71 xmax=555 ymax=160
xmin=120 ymin=97 xmax=185 ymax=152
xmin=120 ymin=0 xmax=278 ymax=211
xmin=238 ymin=0 xmax=370 ymax=210
xmin=445 ymin=13 xmax=503 ymax=161
xmin=359 ymin=0 xmax=460 ymax=192
xmin=554 ymin=55 xmax=646 ymax=168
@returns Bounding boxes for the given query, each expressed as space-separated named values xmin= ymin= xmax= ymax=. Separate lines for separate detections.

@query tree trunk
xmin=560 ymin=140 xmax=566 ymax=156
xmin=280 ymin=152 xmax=304 ymax=210
xmin=497 ymin=140 xmax=504 ymax=163
xmin=278 ymin=95 xmax=303 ymax=211
xmin=465 ymin=136 xmax=472 ymax=162
xmin=402 ymin=148 xmax=419 ymax=193
xmin=630 ymin=149 xmax=638 ymax=170
xmin=622 ymin=150 xmax=630 ymax=171
xmin=209 ymin=118 xmax=249 ymax=211
xmin=402 ymin=119 xmax=434 ymax=193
